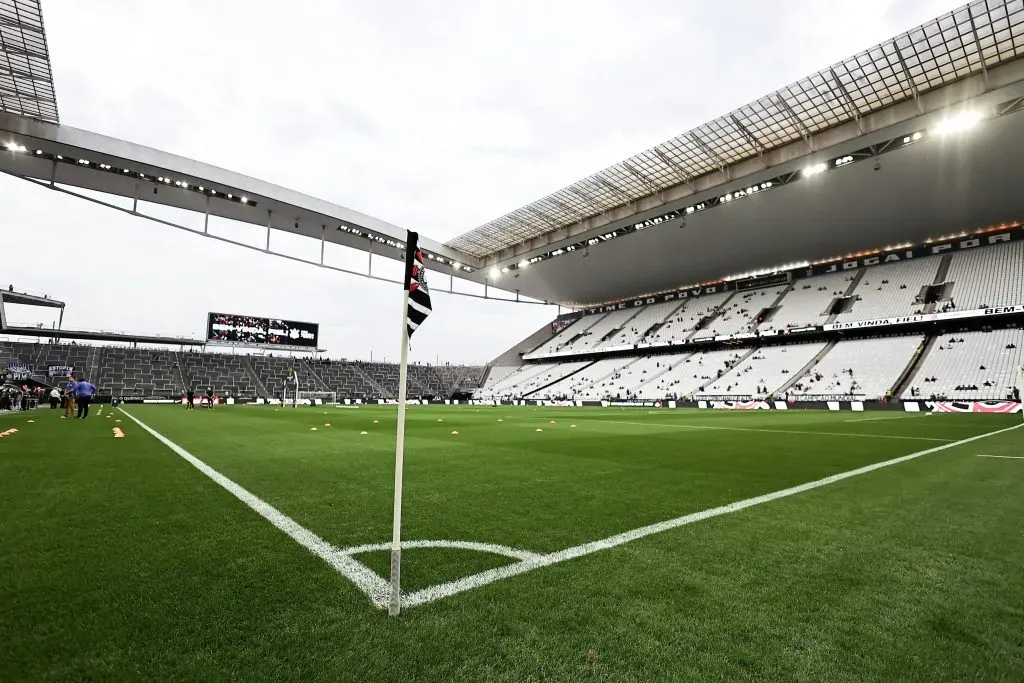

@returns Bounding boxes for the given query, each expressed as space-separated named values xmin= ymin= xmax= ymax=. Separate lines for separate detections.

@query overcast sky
xmin=3 ymin=0 xmax=960 ymax=364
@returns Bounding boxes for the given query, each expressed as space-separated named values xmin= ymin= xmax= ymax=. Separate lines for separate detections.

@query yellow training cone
xmin=570 ymin=424 xmax=577 ymax=428
xmin=360 ymin=431 xmax=368 ymax=435
xmin=310 ymin=427 xmax=318 ymax=431
xmin=535 ymin=428 xmax=543 ymax=432
xmin=497 ymin=418 xmax=503 ymax=422
xmin=373 ymin=420 xmax=379 ymax=424
xmin=26 ymin=419 xmax=34 ymax=423
xmin=437 ymin=419 xmax=444 ymax=422
xmin=549 ymin=420 xmax=556 ymax=424
xmin=324 ymin=422 xmax=331 ymax=427
xmin=450 ymin=430 xmax=459 ymax=435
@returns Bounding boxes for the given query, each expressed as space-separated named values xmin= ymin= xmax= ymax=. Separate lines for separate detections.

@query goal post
xmin=298 ymin=390 xmax=337 ymax=405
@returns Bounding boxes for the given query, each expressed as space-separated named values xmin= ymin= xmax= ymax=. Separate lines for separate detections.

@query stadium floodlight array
xmin=490 ymin=103 xmax=1003 ymax=285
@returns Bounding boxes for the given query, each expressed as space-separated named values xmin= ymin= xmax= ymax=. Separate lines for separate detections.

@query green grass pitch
xmin=2 ymin=403 xmax=1023 ymax=681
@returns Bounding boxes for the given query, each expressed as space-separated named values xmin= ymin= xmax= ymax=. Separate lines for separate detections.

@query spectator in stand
xmin=75 ymin=378 xmax=97 ymax=419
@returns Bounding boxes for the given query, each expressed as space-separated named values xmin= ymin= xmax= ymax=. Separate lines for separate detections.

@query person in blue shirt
xmin=75 ymin=379 xmax=97 ymax=419
xmin=63 ymin=377 xmax=78 ymax=419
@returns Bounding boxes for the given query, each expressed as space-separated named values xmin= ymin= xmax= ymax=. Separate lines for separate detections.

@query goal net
xmin=298 ymin=390 xmax=337 ymax=405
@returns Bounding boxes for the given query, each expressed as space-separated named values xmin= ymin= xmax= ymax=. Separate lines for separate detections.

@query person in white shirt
xmin=48 ymin=387 xmax=61 ymax=409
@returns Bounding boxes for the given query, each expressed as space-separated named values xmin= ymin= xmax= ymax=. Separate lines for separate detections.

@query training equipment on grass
xmin=450 ymin=431 xmax=459 ymax=435
xmin=360 ymin=431 xmax=368 ymax=435
xmin=310 ymin=427 xmax=318 ymax=431
xmin=536 ymin=428 xmax=543 ymax=432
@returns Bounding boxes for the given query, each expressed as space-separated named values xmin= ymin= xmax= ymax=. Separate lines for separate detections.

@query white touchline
xmin=844 ymin=415 xmax=917 ymax=423
xmin=401 ymin=422 xmax=1023 ymax=608
xmin=118 ymin=408 xmax=391 ymax=607
xmin=587 ymin=419 xmax=954 ymax=442
xmin=975 ymin=454 xmax=1024 ymax=459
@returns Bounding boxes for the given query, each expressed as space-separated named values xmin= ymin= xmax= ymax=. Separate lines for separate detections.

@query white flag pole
xmin=389 ymin=240 xmax=416 ymax=616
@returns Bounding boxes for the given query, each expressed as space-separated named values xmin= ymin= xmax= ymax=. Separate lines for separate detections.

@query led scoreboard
xmin=206 ymin=313 xmax=319 ymax=348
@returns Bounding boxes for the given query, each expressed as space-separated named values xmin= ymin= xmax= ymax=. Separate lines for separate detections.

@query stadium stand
xmin=97 ymin=348 xmax=180 ymax=396
xmin=835 ymin=258 xmax=940 ymax=320
xmin=181 ymin=351 xmax=258 ymax=397
xmin=788 ymin=336 xmax=923 ymax=399
xmin=534 ymin=357 xmax=634 ymax=400
xmin=759 ymin=272 xmax=857 ymax=331
xmin=698 ymin=342 xmax=828 ymax=397
xmin=646 ymin=291 xmax=734 ymax=344
xmin=691 ymin=286 xmax=788 ymax=340
xmin=946 ymin=241 xmax=1024 ymax=310
xmin=633 ymin=349 xmax=750 ymax=399
xmin=902 ymin=328 xmax=1024 ymax=400
xmin=598 ymin=300 xmax=679 ymax=349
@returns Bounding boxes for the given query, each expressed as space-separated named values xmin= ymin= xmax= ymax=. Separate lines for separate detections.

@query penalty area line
xmin=117 ymin=408 xmax=390 ymax=607
xmin=402 ymin=421 xmax=1024 ymax=609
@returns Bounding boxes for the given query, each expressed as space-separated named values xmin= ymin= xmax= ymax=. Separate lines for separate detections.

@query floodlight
xmin=933 ymin=111 xmax=982 ymax=136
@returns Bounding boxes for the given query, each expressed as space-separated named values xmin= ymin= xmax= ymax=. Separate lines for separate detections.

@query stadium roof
xmin=0 ymin=0 xmax=58 ymax=124
xmin=447 ymin=0 xmax=1024 ymax=261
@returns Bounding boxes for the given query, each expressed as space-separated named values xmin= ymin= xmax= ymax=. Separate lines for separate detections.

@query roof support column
xmin=204 ymin=194 xmax=210 ymax=234
xmin=265 ymin=210 xmax=272 ymax=251
xmin=320 ymin=224 xmax=326 ymax=265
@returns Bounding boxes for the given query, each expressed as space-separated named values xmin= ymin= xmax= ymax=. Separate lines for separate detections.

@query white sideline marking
xmin=588 ymin=419 xmax=953 ymax=442
xmin=976 ymin=454 xmax=1024 ymax=460
xmin=401 ymin=422 xmax=1023 ymax=608
xmin=118 ymin=408 xmax=391 ymax=607
xmin=339 ymin=539 xmax=541 ymax=561
xmin=844 ymin=415 xmax=916 ymax=423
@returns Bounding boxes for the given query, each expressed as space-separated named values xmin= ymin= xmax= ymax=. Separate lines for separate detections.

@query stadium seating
xmin=788 ymin=336 xmax=923 ymax=399
xmin=181 ymin=352 xmax=258 ymax=397
xmin=647 ymin=291 xmax=733 ymax=343
xmin=698 ymin=342 xmax=827 ymax=397
xmin=835 ymin=258 xmax=939 ymax=320
xmin=533 ymin=357 xmax=635 ymax=400
xmin=97 ymin=348 xmax=180 ymax=397
xmin=634 ymin=349 xmax=750 ymax=399
xmin=691 ymin=286 xmax=788 ymax=340
xmin=308 ymin=359 xmax=380 ymax=398
xmin=903 ymin=328 xmax=1024 ymax=400
xmin=760 ymin=271 xmax=856 ymax=331
xmin=947 ymin=241 xmax=1024 ymax=310
xmin=476 ymin=361 xmax=589 ymax=399
xmin=597 ymin=301 xmax=679 ymax=349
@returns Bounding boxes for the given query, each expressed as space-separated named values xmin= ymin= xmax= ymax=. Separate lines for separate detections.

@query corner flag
xmin=389 ymin=231 xmax=432 ymax=616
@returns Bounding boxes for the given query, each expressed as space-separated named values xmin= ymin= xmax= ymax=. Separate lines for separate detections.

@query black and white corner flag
xmin=405 ymin=232 xmax=432 ymax=338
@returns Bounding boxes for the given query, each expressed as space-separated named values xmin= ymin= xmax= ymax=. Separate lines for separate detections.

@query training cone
xmin=450 ymin=430 xmax=459 ymax=435
xmin=570 ymin=424 xmax=577 ymax=428
xmin=549 ymin=420 xmax=556 ymax=424
xmin=373 ymin=420 xmax=379 ymax=424
xmin=115 ymin=419 xmax=122 ymax=423
xmin=536 ymin=428 xmax=543 ymax=432
xmin=497 ymin=418 xmax=503 ymax=422
xmin=324 ymin=422 xmax=331 ymax=427
xmin=360 ymin=431 xmax=368 ymax=435
xmin=26 ymin=419 xmax=34 ymax=423
xmin=310 ymin=427 xmax=318 ymax=431
xmin=437 ymin=419 xmax=444 ymax=422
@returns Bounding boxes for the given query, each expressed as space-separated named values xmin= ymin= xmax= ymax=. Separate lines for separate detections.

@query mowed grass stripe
xmin=121 ymin=406 xmax=964 ymax=562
